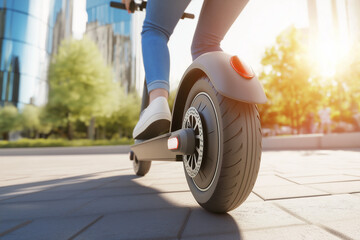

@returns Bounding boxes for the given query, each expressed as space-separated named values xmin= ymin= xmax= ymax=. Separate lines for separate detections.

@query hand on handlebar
xmin=122 ymin=0 xmax=132 ymax=13
xmin=112 ymin=1 xmax=194 ymax=19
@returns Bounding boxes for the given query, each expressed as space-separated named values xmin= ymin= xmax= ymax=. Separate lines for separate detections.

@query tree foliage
xmin=95 ymin=90 xmax=140 ymax=139
xmin=0 ymin=105 xmax=21 ymax=140
xmin=1 ymin=37 xmax=142 ymax=141
xmin=330 ymin=44 xmax=360 ymax=123
xmin=21 ymin=104 xmax=40 ymax=131
xmin=46 ymin=37 xmax=120 ymax=139
xmin=20 ymin=105 xmax=52 ymax=138
xmin=259 ymin=26 xmax=322 ymax=133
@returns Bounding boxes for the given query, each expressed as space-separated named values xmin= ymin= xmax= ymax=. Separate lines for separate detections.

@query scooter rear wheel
xmin=183 ymin=76 xmax=262 ymax=213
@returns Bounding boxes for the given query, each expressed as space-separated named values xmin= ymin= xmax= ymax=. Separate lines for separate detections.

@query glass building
xmin=0 ymin=0 xmax=73 ymax=108
xmin=86 ymin=0 xmax=135 ymax=93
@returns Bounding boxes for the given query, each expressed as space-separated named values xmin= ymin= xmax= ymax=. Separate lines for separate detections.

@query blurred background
xmin=0 ymin=0 xmax=359 ymax=147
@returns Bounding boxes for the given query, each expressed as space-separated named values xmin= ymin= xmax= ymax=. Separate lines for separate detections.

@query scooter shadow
xmin=0 ymin=173 xmax=244 ymax=239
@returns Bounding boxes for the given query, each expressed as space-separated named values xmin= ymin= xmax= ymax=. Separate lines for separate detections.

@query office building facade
xmin=0 ymin=0 xmax=73 ymax=108
xmin=86 ymin=0 xmax=135 ymax=93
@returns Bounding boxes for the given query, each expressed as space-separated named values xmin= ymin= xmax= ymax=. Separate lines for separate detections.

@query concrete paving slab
xmin=345 ymin=170 xmax=360 ymax=177
xmin=148 ymin=177 xmax=187 ymax=185
xmin=321 ymin=218 xmax=360 ymax=240
xmin=275 ymin=194 xmax=360 ymax=223
xmin=94 ymin=177 xmax=153 ymax=189
xmin=1 ymin=189 xmax=80 ymax=203
xmin=41 ymin=178 xmax=116 ymax=192
xmin=253 ymin=175 xmax=295 ymax=187
xmin=74 ymin=208 xmax=189 ymax=240
xmin=182 ymin=202 xmax=304 ymax=239
xmin=241 ymin=225 xmax=341 ymax=240
xmin=159 ymin=191 xmax=200 ymax=208
xmin=70 ymin=193 xmax=175 ymax=216
xmin=0 ymin=198 xmax=91 ymax=220
xmin=231 ymin=202 xmax=305 ymax=231
xmin=0 ymin=220 xmax=30 ymax=237
xmin=245 ymin=193 xmax=264 ymax=202
xmin=150 ymin=183 xmax=190 ymax=193
xmin=308 ymin=181 xmax=360 ymax=194
xmin=0 ymin=177 xmax=28 ymax=182
xmin=255 ymin=171 xmax=280 ymax=176
xmin=0 ymin=178 xmax=33 ymax=188
xmin=144 ymin=172 xmax=186 ymax=181
xmin=180 ymin=208 xmax=245 ymax=238
xmin=181 ymin=233 xmax=242 ymax=240
xmin=1 ymin=215 xmax=100 ymax=240
xmin=253 ymin=184 xmax=329 ymax=200
xmin=0 ymin=148 xmax=359 ymax=239
xmin=277 ymin=171 xmax=343 ymax=178
xmin=70 ymin=185 xmax=156 ymax=199
xmin=0 ymin=176 xmax=125 ymax=203
xmin=0 ymin=185 xmax=54 ymax=199
xmin=285 ymin=174 xmax=360 ymax=184
xmin=0 ymin=154 xmax=132 ymax=178
xmin=159 ymin=191 xmax=264 ymax=209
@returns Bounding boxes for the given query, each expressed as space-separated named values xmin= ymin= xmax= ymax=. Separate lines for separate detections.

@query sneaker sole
xmin=134 ymin=119 xmax=171 ymax=139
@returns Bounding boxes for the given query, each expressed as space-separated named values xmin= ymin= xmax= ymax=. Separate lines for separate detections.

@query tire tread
xmin=204 ymin=79 xmax=262 ymax=212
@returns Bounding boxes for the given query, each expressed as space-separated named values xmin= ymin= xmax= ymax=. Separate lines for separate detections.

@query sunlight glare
xmin=312 ymin=0 xmax=351 ymax=78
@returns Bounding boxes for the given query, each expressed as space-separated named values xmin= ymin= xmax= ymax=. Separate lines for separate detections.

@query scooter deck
xmin=132 ymin=128 xmax=195 ymax=162
xmin=131 ymin=133 xmax=180 ymax=162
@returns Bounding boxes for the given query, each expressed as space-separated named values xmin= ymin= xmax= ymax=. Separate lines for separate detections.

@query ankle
xmin=149 ymin=89 xmax=168 ymax=104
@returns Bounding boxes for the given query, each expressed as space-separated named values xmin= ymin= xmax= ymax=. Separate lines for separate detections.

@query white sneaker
xmin=132 ymin=96 xmax=171 ymax=139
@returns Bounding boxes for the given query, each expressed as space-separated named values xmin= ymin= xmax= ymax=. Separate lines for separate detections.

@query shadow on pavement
xmin=0 ymin=172 xmax=243 ymax=240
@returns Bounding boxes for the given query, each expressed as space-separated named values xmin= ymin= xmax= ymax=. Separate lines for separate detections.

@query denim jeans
xmin=142 ymin=0 xmax=249 ymax=93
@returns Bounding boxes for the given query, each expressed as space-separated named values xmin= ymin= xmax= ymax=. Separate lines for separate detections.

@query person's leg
xmin=191 ymin=0 xmax=249 ymax=60
xmin=142 ymin=0 xmax=191 ymax=103
xmin=134 ymin=0 xmax=190 ymax=139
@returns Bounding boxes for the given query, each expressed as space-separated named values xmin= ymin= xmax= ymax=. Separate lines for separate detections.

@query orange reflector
xmin=230 ymin=56 xmax=254 ymax=79
xmin=167 ymin=137 xmax=179 ymax=150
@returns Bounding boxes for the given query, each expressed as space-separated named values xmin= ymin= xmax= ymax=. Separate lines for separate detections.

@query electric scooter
xmin=110 ymin=1 xmax=267 ymax=213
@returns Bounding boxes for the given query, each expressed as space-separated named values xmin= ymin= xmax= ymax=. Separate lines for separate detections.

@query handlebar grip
xmin=182 ymin=13 xmax=195 ymax=19
xmin=110 ymin=1 xmax=136 ymax=13
xmin=110 ymin=1 xmax=195 ymax=19
xmin=110 ymin=2 xmax=126 ymax=10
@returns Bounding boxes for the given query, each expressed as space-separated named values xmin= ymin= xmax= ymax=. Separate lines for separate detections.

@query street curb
xmin=263 ymin=132 xmax=360 ymax=150
xmin=1 ymin=132 xmax=359 ymax=156
xmin=0 ymin=145 xmax=131 ymax=156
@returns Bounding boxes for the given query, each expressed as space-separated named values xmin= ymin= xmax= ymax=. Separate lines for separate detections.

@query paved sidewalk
xmin=0 ymin=149 xmax=359 ymax=240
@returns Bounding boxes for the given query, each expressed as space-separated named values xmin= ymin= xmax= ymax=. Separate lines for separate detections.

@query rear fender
xmin=171 ymin=51 xmax=267 ymax=131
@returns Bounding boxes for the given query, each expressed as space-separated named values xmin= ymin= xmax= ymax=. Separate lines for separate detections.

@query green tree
xmin=343 ymin=44 xmax=360 ymax=107
xmin=0 ymin=105 xmax=21 ymax=140
xmin=116 ymin=91 xmax=140 ymax=138
xmin=259 ymin=26 xmax=322 ymax=134
xmin=20 ymin=104 xmax=40 ymax=138
xmin=46 ymin=37 xmax=120 ymax=139
xmin=96 ymin=90 xmax=140 ymax=139
xmin=20 ymin=105 xmax=52 ymax=138
xmin=330 ymin=44 xmax=360 ymax=125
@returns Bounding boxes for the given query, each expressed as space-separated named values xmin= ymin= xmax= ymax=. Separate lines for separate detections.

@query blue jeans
xmin=142 ymin=0 xmax=249 ymax=93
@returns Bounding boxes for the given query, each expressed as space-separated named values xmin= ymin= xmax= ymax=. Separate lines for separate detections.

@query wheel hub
xmin=182 ymin=107 xmax=204 ymax=178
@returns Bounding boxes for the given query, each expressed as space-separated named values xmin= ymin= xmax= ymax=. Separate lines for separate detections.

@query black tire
xmin=183 ymin=76 xmax=262 ymax=213
xmin=133 ymin=157 xmax=151 ymax=176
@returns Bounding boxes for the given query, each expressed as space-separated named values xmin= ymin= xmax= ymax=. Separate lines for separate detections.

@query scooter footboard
xmin=131 ymin=133 xmax=178 ymax=161
xmin=131 ymin=129 xmax=195 ymax=162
